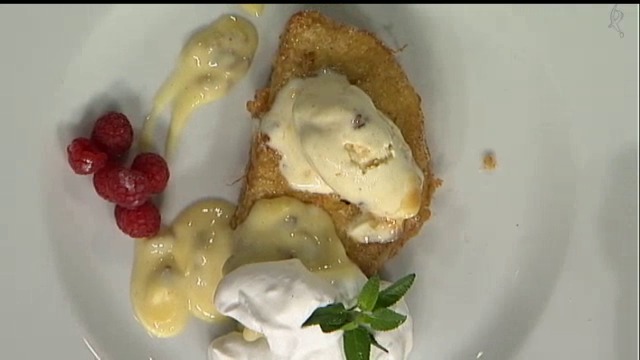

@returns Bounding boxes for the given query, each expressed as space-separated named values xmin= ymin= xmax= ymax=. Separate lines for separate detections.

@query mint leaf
xmin=375 ymin=273 xmax=416 ymax=309
xmin=302 ymin=303 xmax=346 ymax=326
xmin=358 ymin=275 xmax=380 ymax=312
xmin=302 ymin=303 xmax=348 ymax=333
xmin=319 ymin=320 xmax=350 ymax=333
xmin=368 ymin=332 xmax=389 ymax=353
xmin=303 ymin=273 xmax=417 ymax=359
xmin=362 ymin=308 xmax=407 ymax=331
xmin=343 ymin=327 xmax=371 ymax=360
xmin=341 ymin=322 xmax=359 ymax=331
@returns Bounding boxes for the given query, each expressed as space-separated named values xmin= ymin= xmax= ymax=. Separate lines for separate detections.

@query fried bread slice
xmin=233 ymin=10 xmax=438 ymax=276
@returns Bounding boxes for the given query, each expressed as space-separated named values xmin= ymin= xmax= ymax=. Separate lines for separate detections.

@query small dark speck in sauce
xmin=352 ymin=114 xmax=367 ymax=129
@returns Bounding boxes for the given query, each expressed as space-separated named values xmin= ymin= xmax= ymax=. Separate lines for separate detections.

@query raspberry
xmin=131 ymin=152 xmax=170 ymax=194
xmin=91 ymin=112 xmax=134 ymax=158
xmin=66 ymin=137 xmax=108 ymax=175
xmin=92 ymin=165 xmax=151 ymax=208
xmin=114 ymin=201 xmax=161 ymax=238
xmin=92 ymin=165 xmax=113 ymax=202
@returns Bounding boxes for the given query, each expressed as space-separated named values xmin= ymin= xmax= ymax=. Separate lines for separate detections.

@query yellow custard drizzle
xmin=140 ymin=15 xmax=258 ymax=157
xmin=241 ymin=4 xmax=265 ymax=17
xmin=130 ymin=200 xmax=235 ymax=338
xmin=130 ymin=197 xmax=361 ymax=338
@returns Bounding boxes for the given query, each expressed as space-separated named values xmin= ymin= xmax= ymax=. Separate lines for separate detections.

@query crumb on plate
xmin=482 ymin=151 xmax=497 ymax=171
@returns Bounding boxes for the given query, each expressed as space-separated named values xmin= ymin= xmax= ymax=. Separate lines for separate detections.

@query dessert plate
xmin=0 ymin=4 xmax=637 ymax=360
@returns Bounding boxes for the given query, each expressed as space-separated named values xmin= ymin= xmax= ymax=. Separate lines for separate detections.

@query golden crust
xmin=233 ymin=10 xmax=438 ymax=276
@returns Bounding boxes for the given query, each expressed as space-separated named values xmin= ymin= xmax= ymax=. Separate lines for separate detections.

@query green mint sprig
xmin=302 ymin=273 xmax=416 ymax=360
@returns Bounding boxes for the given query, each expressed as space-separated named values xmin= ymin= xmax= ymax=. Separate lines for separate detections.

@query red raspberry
xmin=91 ymin=112 xmax=134 ymax=158
xmin=92 ymin=165 xmax=151 ymax=208
xmin=66 ymin=137 xmax=108 ymax=175
xmin=114 ymin=201 xmax=161 ymax=238
xmin=92 ymin=163 xmax=116 ymax=202
xmin=131 ymin=152 xmax=170 ymax=194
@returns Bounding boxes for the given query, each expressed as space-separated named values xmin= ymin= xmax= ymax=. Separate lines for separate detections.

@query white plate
xmin=0 ymin=4 xmax=637 ymax=360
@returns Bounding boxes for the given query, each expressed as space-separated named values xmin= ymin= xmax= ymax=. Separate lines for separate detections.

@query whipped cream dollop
xmin=260 ymin=70 xmax=424 ymax=244
xmin=209 ymin=259 xmax=413 ymax=360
